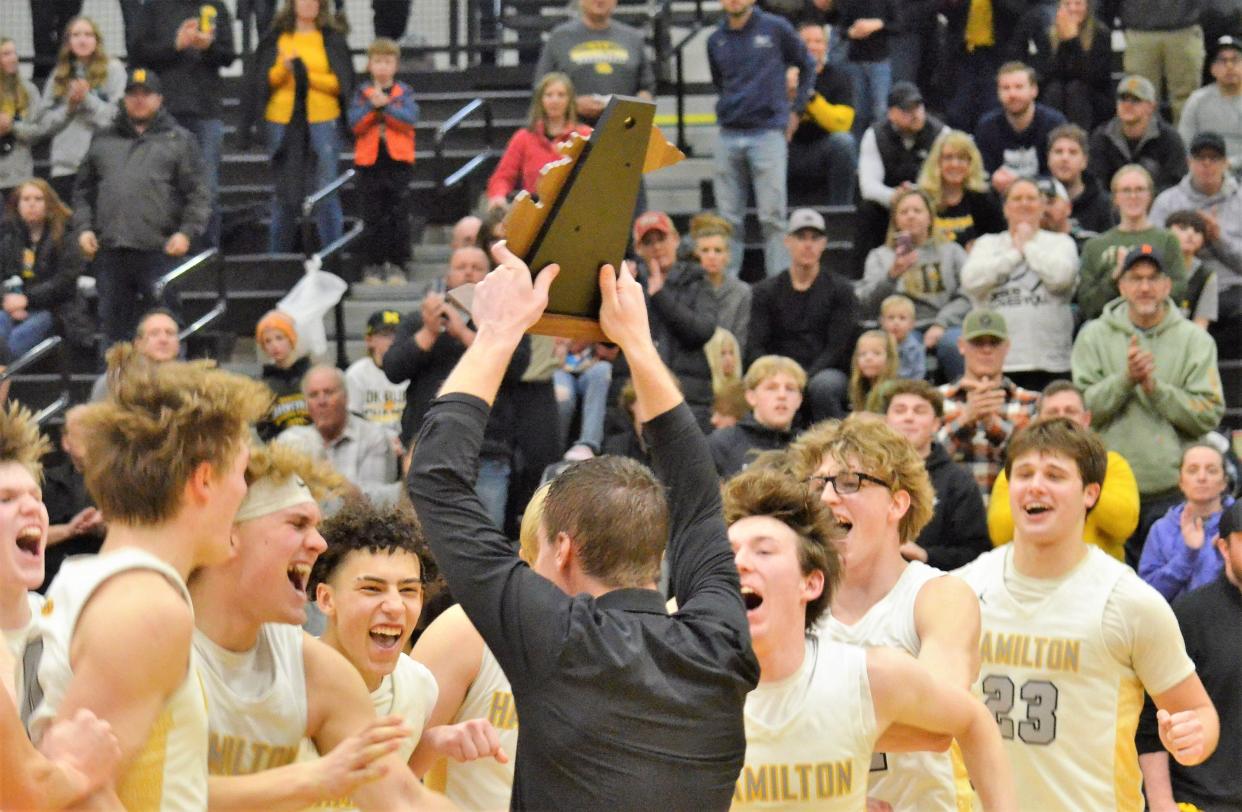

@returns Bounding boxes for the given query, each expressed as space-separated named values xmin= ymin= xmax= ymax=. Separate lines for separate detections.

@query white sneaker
xmin=563 ymin=443 xmax=596 ymax=461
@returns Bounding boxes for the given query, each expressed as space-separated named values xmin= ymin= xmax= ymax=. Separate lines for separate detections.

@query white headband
xmin=235 ymin=474 xmax=314 ymax=523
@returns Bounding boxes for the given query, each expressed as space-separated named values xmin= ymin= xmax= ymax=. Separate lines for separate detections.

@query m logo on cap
xmin=382 ymin=311 xmax=400 ymax=325
xmin=133 ymin=69 xmax=146 ymax=83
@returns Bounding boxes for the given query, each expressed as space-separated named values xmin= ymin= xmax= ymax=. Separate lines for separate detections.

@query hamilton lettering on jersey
xmin=979 ymin=631 xmax=1081 ymax=673
xmin=734 ymin=761 xmax=854 ymax=804
xmin=487 ymin=690 xmax=518 ymax=731
xmin=208 ymin=733 xmax=299 ymax=775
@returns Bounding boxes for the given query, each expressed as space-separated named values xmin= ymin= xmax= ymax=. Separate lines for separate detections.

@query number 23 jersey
xmin=955 ymin=546 xmax=1195 ymax=812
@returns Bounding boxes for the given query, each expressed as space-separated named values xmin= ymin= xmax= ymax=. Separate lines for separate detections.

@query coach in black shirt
xmin=408 ymin=249 xmax=759 ymax=809
xmin=1136 ymin=499 xmax=1242 ymax=810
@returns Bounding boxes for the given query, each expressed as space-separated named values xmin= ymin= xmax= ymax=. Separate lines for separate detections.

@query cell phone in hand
xmin=895 ymin=231 xmax=914 ymax=256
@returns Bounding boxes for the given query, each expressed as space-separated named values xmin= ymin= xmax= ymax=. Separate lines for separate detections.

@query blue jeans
xmin=851 ymin=59 xmax=892 ymax=139
xmin=0 ymin=309 xmax=54 ymax=359
xmin=713 ymin=128 xmax=790 ymax=278
xmin=266 ymin=120 xmax=343 ymax=253
xmin=475 ymin=457 xmax=511 ymax=530
xmin=177 ymin=115 xmax=223 ymax=248
xmin=554 ymin=361 xmax=612 ymax=451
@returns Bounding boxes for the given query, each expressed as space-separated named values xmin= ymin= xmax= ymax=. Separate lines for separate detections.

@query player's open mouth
xmin=15 ymin=526 xmax=41 ymax=558
xmin=740 ymin=586 xmax=764 ymax=611
xmin=369 ymin=624 xmax=403 ymax=650
xmin=287 ymin=563 xmax=311 ymax=595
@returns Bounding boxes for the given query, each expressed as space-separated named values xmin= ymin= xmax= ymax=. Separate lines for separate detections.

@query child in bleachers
xmin=345 ymin=308 xmax=408 ymax=437
xmin=348 ymin=37 xmax=418 ymax=285
xmin=1166 ymin=210 xmax=1222 ymax=330
xmin=880 ymin=294 xmax=926 ymax=380
xmin=848 ymin=328 xmax=899 ymax=412
xmin=255 ymin=309 xmax=311 ymax=440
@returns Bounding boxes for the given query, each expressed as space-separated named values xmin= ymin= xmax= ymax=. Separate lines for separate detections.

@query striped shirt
xmin=937 ymin=377 xmax=1038 ymax=501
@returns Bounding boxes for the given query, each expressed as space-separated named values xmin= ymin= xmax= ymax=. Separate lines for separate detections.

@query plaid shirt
xmin=937 ymin=377 xmax=1039 ymax=499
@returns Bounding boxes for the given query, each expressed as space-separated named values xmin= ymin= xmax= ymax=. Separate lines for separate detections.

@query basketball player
xmin=30 ymin=346 xmax=270 ymax=809
xmin=0 ymin=402 xmax=121 ymax=809
xmin=955 ymin=418 xmax=1219 ymax=811
xmin=190 ymin=441 xmax=452 ymax=810
xmin=311 ymin=496 xmax=507 ymax=798
xmin=789 ymin=415 xmax=983 ymax=811
xmin=410 ymin=486 xmax=548 ymax=808
xmin=724 ymin=466 xmax=1016 ymax=810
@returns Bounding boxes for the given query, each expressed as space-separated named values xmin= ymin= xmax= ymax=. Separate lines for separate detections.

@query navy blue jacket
xmin=708 ymin=8 xmax=815 ymax=131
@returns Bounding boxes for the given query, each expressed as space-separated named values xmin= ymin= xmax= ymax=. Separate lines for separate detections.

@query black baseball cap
xmin=125 ymin=67 xmax=161 ymax=94
xmin=1213 ymin=35 xmax=1242 ymax=60
xmin=365 ymin=309 xmax=402 ymax=336
xmin=1121 ymin=243 xmax=1165 ymax=275
xmin=1190 ymin=132 xmax=1227 ymax=158
xmin=887 ymin=81 xmax=923 ymax=111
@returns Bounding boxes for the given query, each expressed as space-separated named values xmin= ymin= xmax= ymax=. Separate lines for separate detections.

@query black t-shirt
xmin=935 ymin=189 xmax=1005 ymax=248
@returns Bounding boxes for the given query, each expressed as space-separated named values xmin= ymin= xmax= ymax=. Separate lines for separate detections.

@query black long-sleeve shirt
xmin=408 ymin=395 xmax=759 ymax=810
xmin=919 ymin=442 xmax=992 ymax=570
xmin=1136 ymin=572 xmax=1242 ymax=809
xmin=747 ymin=268 xmax=861 ymax=375
xmin=129 ymin=0 xmax=236 ymax=120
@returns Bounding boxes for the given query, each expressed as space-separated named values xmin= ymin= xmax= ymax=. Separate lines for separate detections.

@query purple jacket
xmin=1138 ymin=496 xmax=1235 ymax=602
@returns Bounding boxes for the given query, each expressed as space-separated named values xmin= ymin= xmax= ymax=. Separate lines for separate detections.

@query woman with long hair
xmin=1009 ymin=0 xmax=1112 ymax=129
xmin=917 ymin=130 xmax=1004 ymax=250
xmin=486 ymin=72 xmax=592 ymax=210
xmin=0 ymin=39 xmax=54 ymax=197
xmin=0 ymin=179 xmax=83 ymax=358
xmin=857 ymin=187 xmax=971 ymax=378
xmin=33 ymin=17 xmax=126 ymax=205
xmin=240 ymin=0 xmax=353 ymax=252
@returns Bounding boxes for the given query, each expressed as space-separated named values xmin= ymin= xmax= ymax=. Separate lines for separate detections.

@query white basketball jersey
xmin=817 ymin=561 xmax=962 ymax=811
xmin=3 ymin=592 xmax=43 ymax=719
xmin=956 ymin=546 xmax=1144 ymax=812
xmin=734 ymin=635 xmax=875 ymax=810
xmin=195 ymin=623 xmax=308 ymax=775
xmin=32 ymin=549 xmax=209 ymax=811
xmin=433 ymin=643 xmax=518 ymax=810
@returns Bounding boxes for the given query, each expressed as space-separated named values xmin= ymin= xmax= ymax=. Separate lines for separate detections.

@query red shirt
xmin=486 ymin=122 xmax=592 ymax=200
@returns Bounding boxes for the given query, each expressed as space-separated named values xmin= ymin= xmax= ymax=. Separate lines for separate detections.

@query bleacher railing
xmin=0 ymin=336 xmax=70 ymax=426
xmin=670 ymin=19 xmax=710 ymax=154
xmin=155 ymin=248 xmax=227 ymax=343
xmin=314 ymin=221 xmax=367 ymax=369
xmin=436 ymin=98 xmax=496 ymax=191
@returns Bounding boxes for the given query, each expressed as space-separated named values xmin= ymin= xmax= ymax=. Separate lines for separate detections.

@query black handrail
xmin=302 ymin=169 xmax=357 ymax=220
xmin=311 ymin=219 xmax=367 ymax=369
xmin=671 ymin=21 xmax=710 ymax=154
xmin=0 ymin=336 xmax=71 ymax=426
xmin=154 ymin=248 xmax=227 ymax=342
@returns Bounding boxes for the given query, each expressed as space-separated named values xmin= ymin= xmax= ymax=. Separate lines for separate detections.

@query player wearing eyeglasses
xmin=789 ymin=415 xmax=984 ymax=812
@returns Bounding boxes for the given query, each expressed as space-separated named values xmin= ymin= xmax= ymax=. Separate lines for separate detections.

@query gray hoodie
xmin=35 ymin=59 xmax=126 ymax=179
xmin=1149 ymin=172 xmax=1242 ymax=279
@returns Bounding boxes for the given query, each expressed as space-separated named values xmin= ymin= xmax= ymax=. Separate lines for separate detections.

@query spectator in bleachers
xmin=987 ymin=379 xmax=1140 ymax=560
xmin=847 ymin=328 xmax=898 ymax=411
xmin=961 ymin=177 xmax=1078 ymax=391
xmin=255 ymin=309 xmax=312 ymax=440
xmin=28 ymin=2 xmax=82 ymax=87
xmin=690 ymin=214 xmax=750 ymax=348
xmin=345 ymin=308 xmax=407 ymax=437
xmin=534 ymin=0 xmax=656 ymax=126
xmin=381 ymin=245 xmax=531 ymax=524
xmin=1150 ymin=132 xmax=1242 ymax=272
xmin=1137 ymin=499 xmax=1242 ymax=811
xmin=858 ymin=187 xmax=970 ymax=378
xmin=368 ymin=0 xmax=412 ymax=40
xmin=1167 ymin=209 xmax=1228 ymax=329
xmin=918 ymin=130 xmax=1004 ymax=250
xmin=486 ymin=72 xmax=592 ymax=210
xmin=1116 ymin=0 xmax=1205 ymax=123
xmin=705 ymin=325 xmax=743 ymax=395
xmin=278 ymin=364 xmax=401 ymax=506
xmin=749 ymin=208 xmax=861 ymax=420
xmin=1077 ymin=164 xmax=1188 ymax=321
xmin=0 ymin=39 xmax=54 ymax=198
xmin=1138 ymin=442 xmax=1234 ymax=602
xmin=632 ymin=210 xmax=719 ymax=430
xmin=88 ymin=308 xmax=181 ymax=401
xmin=1009 ymin=0 xmax=1113 ymax=129
xmin=1046 ymin=123 xmax=1114 ymax=237
xmin=1035 ymin=176 xmax=1090 ymax=251
xmin=880 ymin=379 xmax=991 ymax=568
xmin=130 ymin=0 xmax=236 ymax=250
xmin=34 ymin=16 xmax=126 ymax=207
xmin=72 ymin=68 xmax=209 ymax=346
xmin=349 ymin=37 xmax=419 ymax=285
xmin=553 ymin=337 xmax=612 ymax=461
xmin=857 ymin=81 xmax=947 ymax=265
xmin=40 ymin=405 xmax=105 ymax=592
xmin=975 ymin=62 xmax=1068 ymax=196
xmin=1181 ymin=36 xmax=1242 ymax=177
xmin=837 ymin=0 xmax=895 ymax=138
xmin=787 ymin=20 xmax=857 ymax=206
xmin=936 ymin=308 xmax=1039 ymax=500
xmin=0 ymin=180 xmax=82 ymax=359
xmin=708 ymin=354 xmax=804 ymax=477
xmin=1071 ymin=245 xmax=1225 ymax=565
xmin=238 ymin=0 xmax=277 ymax=54
xmin=240 ymin=0 xmax=353 ymax=253
xmin=879 ymin=294 xmax=926 ymax=381
xmin=889 ymin=0 xmax=939 ymax=99
xmin=450 ymin=214 xmax=482 ymax=250
xmin=1088 ymin=74 xmax=1188 ymax=196
xmin=708 ymin=0 xmax=814 ymax=277
xmin=941 ymin=0 xmax=1018 ymax=132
